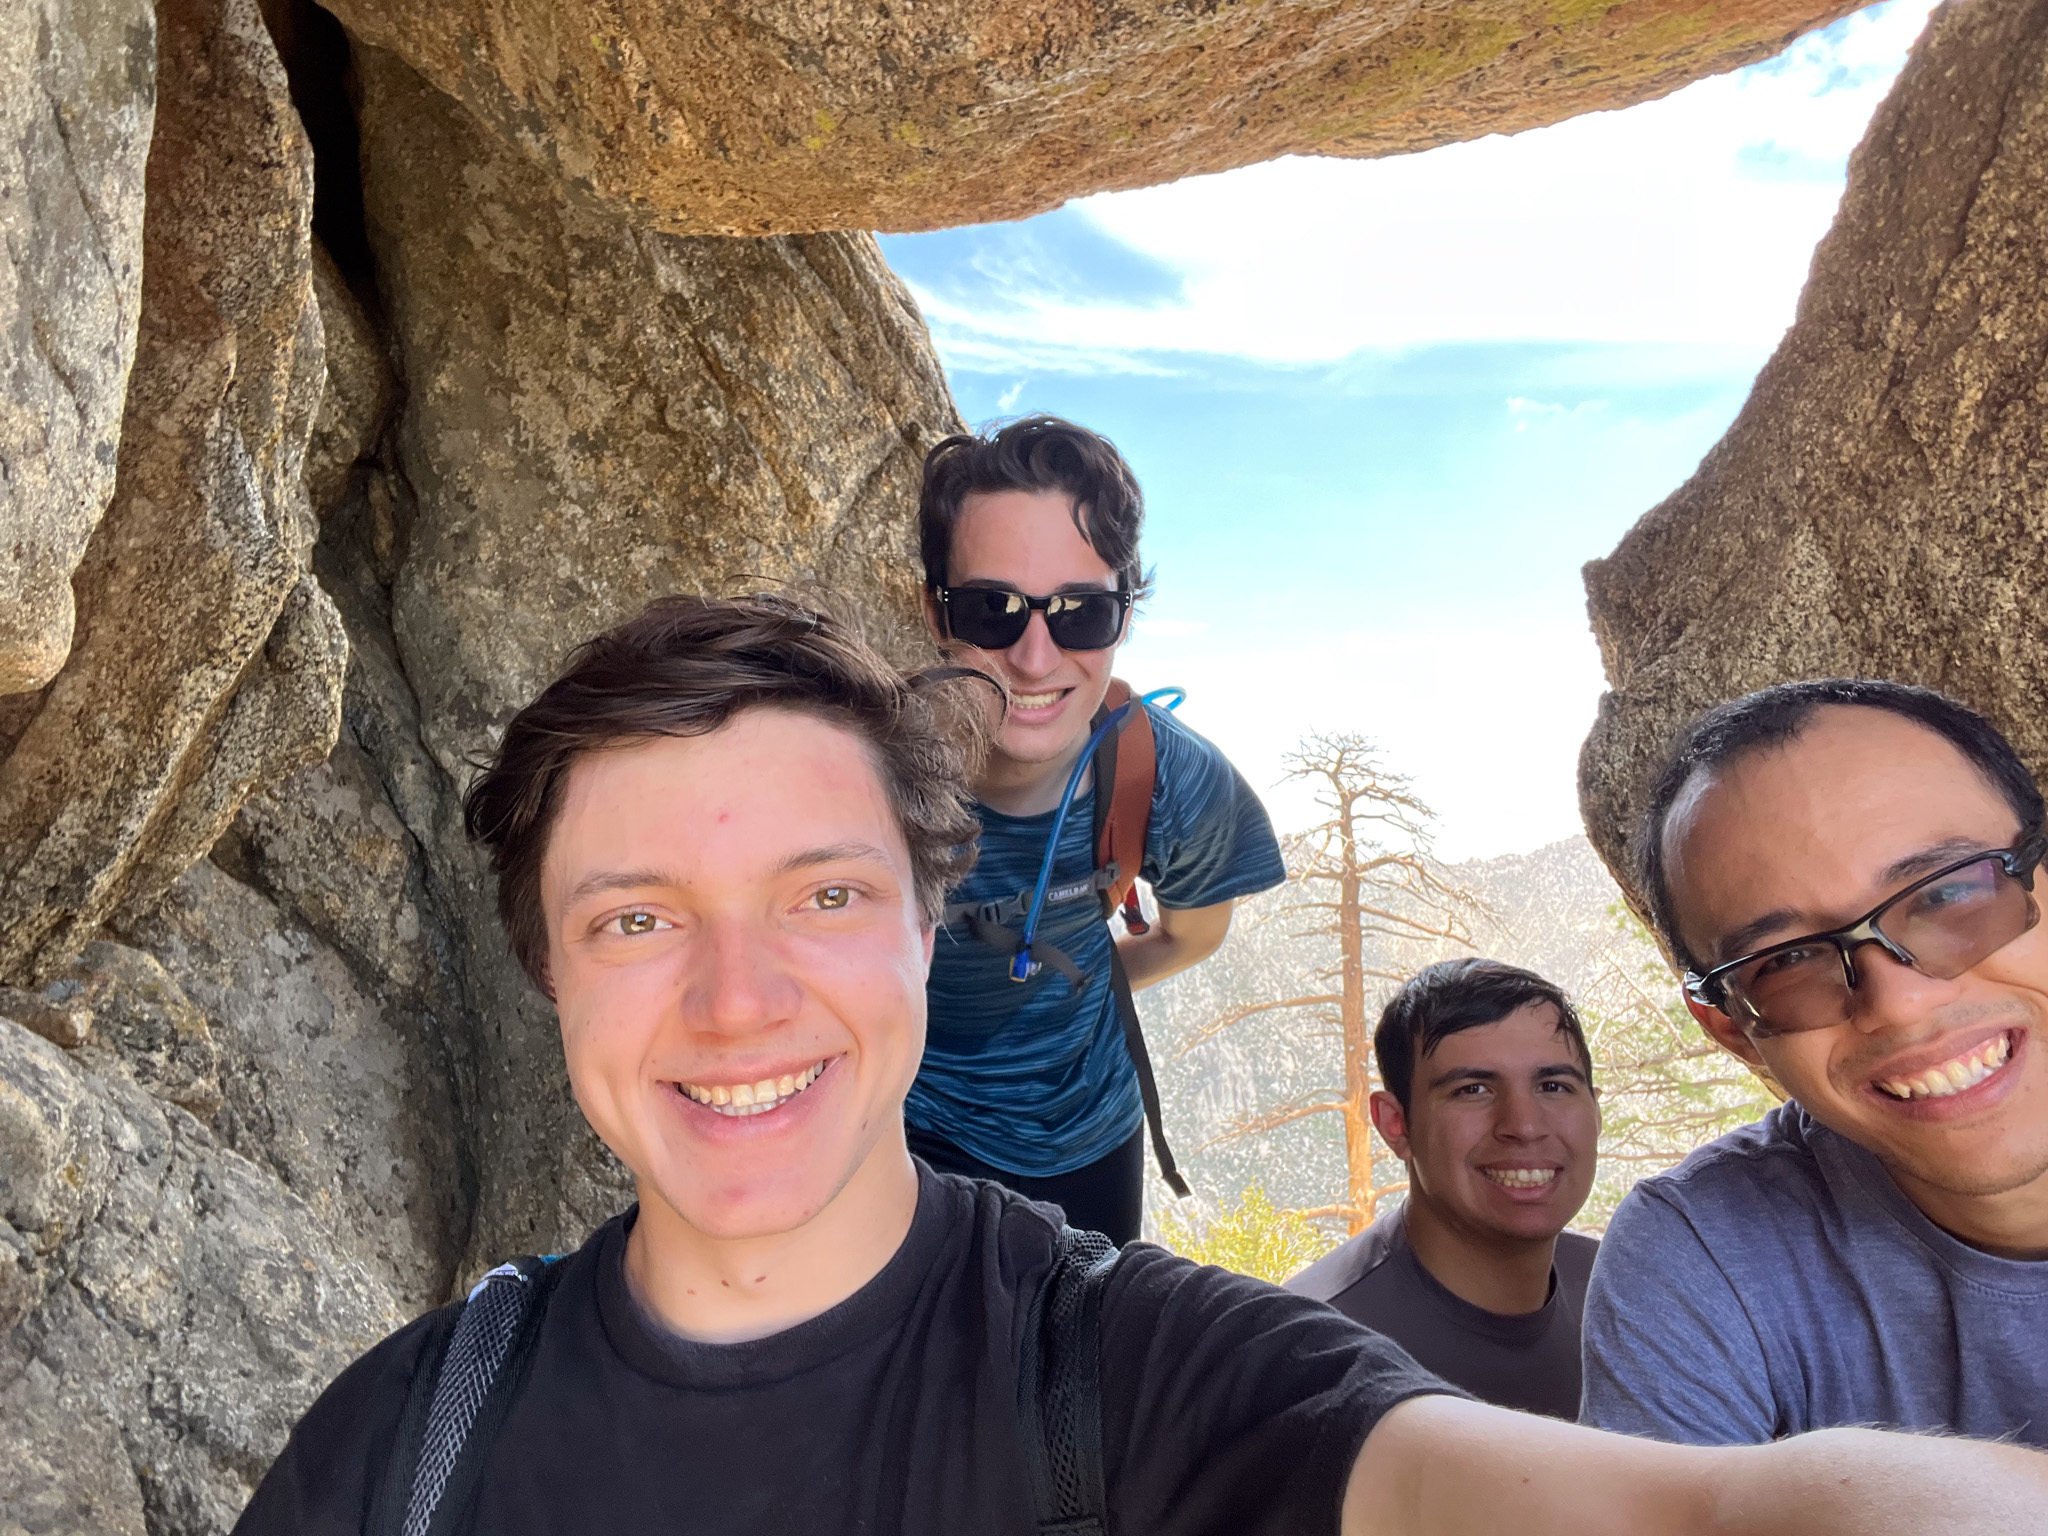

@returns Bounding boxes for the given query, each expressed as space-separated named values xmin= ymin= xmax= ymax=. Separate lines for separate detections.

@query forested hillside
xmin=1142 ymin=835 xmax=1775 ymax=1257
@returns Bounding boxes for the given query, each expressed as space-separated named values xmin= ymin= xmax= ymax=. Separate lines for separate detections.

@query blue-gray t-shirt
xmin=910 ymin=704 xmax=1285 ymax=1177
xmin=1580 ymin=1101 xmax=2048 ymax=1445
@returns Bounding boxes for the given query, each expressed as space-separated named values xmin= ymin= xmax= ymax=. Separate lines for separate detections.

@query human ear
xmin=1685 ymin=991 xmax=1765 ymax=1068
xmin=920 ymin=586 xmax=947 ymax=644
xmin=1368 ymin=1089 xmax=1413 ymax=1163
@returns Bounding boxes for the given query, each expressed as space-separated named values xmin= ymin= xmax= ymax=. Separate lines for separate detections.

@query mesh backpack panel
xmin=371 ymin=1256 xmax=561 ymax=1536
xmin=1017 ymin=1226 xmax=1121 ymax=1535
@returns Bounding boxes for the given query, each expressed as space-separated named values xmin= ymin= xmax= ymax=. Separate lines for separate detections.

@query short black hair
xmin=1635 ymin=679 xmax=2046 ymax=973
xmin=918 ymin=414 xmax=1154 ymax=600
xmin=1373 ymin=958 xmax=1591 ymax=1112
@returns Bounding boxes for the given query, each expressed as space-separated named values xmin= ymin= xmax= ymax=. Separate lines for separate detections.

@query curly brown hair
xmin=463 ymin=593 xmax=985 ymax=993
xmin=918 ymin=414 xmax=1154 ymax=600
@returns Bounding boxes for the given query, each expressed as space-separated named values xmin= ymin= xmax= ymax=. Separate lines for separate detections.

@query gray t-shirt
xmin=1581 ymin=1102 xmax=2048 ymax=1445
xmin=1285 ymin=1204 xmax=1598 ymax=1420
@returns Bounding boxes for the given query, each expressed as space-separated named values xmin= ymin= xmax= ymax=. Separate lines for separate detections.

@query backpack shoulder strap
xmin=370 ymin=1254 xmax=564 ymax=1536
xmin=1087 ymin=681 xmax=1190 ymax=1199
xmin=1017 ymin=1226 xmax=1121 ymax=1536
xmin=1089 ymin=680 xmax=1156 ymax=913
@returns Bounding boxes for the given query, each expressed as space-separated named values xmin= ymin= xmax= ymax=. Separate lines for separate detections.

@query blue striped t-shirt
xmin=909 ymin=703 xmax=1285 ymax=1177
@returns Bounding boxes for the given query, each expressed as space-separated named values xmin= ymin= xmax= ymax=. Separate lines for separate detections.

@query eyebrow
xmin=564 ymin=867 xmax=683 ymax=906
xmin=773 ymin=841 xmax=895 ymax=876
xmin=1711 ymin=835 xmax=2005 ymax=962
xmin=1878 ymin=836 xmax=1993 ymax=886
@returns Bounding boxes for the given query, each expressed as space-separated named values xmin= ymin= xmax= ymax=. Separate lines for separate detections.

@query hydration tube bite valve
xmin=1009 ymin=687 xmax=1186 ymax=983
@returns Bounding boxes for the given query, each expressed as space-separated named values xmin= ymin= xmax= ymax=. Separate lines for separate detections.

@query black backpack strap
xmin=1018 ymin=1227 xmax=1121 ymax=1536
xmin=1088 ymin=711 xmax=1190 ymax=1200
xmin=370 ymin=1255 xmax=564 ymax=1536
xmin=1107 ymin=943 xmax=1190 ymax=1198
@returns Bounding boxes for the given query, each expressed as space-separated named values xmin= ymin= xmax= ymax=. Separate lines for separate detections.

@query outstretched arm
xmin=1345 ymin=1395 xmax=2048 ymax=1536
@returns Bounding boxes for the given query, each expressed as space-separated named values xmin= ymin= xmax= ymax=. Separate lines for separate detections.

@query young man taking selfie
xmin=1582 ymin=680 xmax=2048 ymax=1443
xmin=234 ymin=600 xmax=2048 ymax=1535
xmin=912 ymin=415 xmax=1286 ymax=1242
xmin=1289 ymin=959 xmax=1600 ymax=1419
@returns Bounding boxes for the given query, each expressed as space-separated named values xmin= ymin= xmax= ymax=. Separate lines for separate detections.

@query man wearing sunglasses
xmin=912 ymin=414 xmax=1285 ymax=1242
xmin=1580 ymin=679 xmax=2048 ymax=1445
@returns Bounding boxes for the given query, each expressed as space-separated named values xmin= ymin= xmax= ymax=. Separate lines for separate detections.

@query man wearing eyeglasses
xmin=1580 ymin=679 xmax=2048 ymax=1445
xmin=911 ymin=414 xmax=1285 ymax=1243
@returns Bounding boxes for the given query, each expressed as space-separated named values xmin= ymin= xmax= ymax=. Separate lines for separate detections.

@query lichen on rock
xmin=0 ymin=1016 xmax=405 ymax=1534
xmin=0 ymin=0 xmax=341 ymax=982
xmin=356 ymin=45 xmax=958 ymax=782
xmin=319 ymin=0 xmax=1864 ymax=236
xmin=0 ymin=0 xmax=157 ymax=695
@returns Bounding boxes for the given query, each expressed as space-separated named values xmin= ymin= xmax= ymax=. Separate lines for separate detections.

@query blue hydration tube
xmin=1010 ymin=686 xmax=1185 ymax=982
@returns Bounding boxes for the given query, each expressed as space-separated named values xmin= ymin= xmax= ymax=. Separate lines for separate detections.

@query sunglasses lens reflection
xmin=946 ymin=589 xmax=1030 ymax=649
xmin=944 ymin=590 xmax=1125 ymax=652
xmin=1044 ymin=593 xmax=1126 ymax=650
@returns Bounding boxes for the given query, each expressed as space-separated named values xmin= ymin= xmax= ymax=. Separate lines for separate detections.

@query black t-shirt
xmin=236 ymin=1168 xmax=1453 ymax=1535
xmin=1285 ymin=1205 xmax=1597 ymax=1420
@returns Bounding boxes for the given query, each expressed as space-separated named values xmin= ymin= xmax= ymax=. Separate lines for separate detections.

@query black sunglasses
xmin=934 ymin=584 xmax=1131 ymax=653
xmin=1685 ymin=835 xmax=2047 ymax=1037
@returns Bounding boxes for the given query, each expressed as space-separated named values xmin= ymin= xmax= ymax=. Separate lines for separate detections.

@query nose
xmin=684 ymin=916 xmax=801 ymax=1036
xmin=1492 ymin=1084 xmax=1546 ymax=1143
xmin=1004 ymin=609 xmax=1062 ymax=680
xmin=1846 ymin=941 xmax=1963 ymax=1035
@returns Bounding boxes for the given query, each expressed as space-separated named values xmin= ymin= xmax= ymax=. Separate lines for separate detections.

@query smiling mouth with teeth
xmin=1009 ymin=690 xmax=1066 ymax=710
xmin=1482 ymin=1167 xmax=1559 ymax=1189
xmin=1875 ymin=1032 xmax=2013 ymax=1102
xmin=678 ymin=1060 xmax=829 ymax=1117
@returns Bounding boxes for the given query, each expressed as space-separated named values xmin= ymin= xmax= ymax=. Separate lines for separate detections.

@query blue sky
xmin=880 ymin=1 xmax=1935 ymax=860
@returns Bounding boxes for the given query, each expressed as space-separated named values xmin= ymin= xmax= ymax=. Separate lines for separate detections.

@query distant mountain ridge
xmin=1452 ymin=835 xmax=1644 ymax=996
xmin=1143 ymin=832 xmax=1693 ymax=1228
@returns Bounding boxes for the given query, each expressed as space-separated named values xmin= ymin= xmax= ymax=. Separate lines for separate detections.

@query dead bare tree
xmin=1182 ymin=732 xmax=1486 ymax=1236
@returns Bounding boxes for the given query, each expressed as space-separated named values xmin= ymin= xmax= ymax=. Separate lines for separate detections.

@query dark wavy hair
xmin=1634 ymin=679 xmax=2045 ymax=973
xmin=1374 ymin=959 xmax=1591 ymax=1112
xmin=463 ymin=593 xmax=984 ymax=993
xmin=918 ymin=413 xmax=1154 ymax=600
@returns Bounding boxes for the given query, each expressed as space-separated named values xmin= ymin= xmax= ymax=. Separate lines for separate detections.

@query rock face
xmin=0 ymin=1016 xmax=405 ymax=1535
xmin=357 ymin=47 xmax=954 ymax=781
xmin=319 ymin=0 xmax=1862 ymax=236
xmin=0 ymin=0 xmax=344 ymax=981
xmin=0 ymin=0 xmax=157 ymax=694
xmin=1579 ymin=0 xmax=2048 ymax=903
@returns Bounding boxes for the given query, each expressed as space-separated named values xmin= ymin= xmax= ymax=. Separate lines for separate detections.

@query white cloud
xmin=1508 ymin=396 xmax=1609 ymax=431
xmin=910 ymin=0 xmax=1936 ymax=369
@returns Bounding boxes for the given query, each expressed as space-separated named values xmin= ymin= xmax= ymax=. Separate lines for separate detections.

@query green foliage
xmin=1576 ymin=905 xmax=1778 ymax=1229
xmin=1155 ymin=1182 xmax=1339 ymax=1284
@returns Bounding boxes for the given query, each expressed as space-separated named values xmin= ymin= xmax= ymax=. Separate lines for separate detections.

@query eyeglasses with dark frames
xmin=1684 ymin=835 xmax=2047 ymax=1037
xmin=933 ymin=584 xmax=1132 ymax=653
